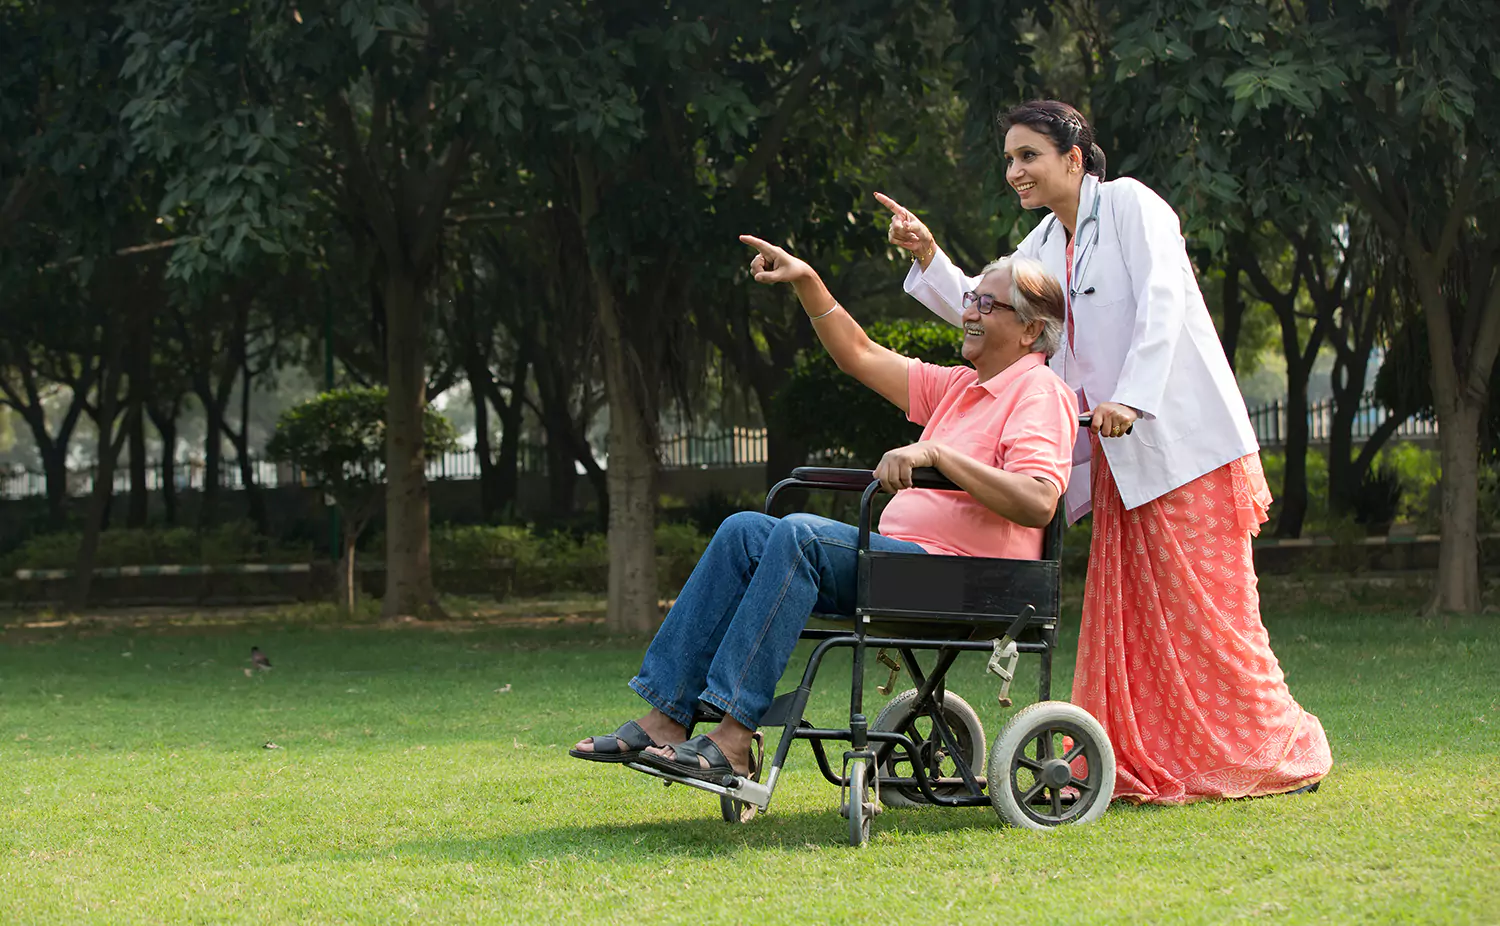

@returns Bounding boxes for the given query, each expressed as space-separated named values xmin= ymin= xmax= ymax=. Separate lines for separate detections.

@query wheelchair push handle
xmin=1078 ymin=412 xmax=1132 ymax=435
xmin=789 ymin=465 xmax=959 ymax=492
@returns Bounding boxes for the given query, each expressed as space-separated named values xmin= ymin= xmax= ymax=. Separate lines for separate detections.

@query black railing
xmin=1247 ymin=391 xmax=1437 ymax=448
xmin=0 ymin=429 xmax=772 ymax=501
xmin=0 ymin=399 xmax=1441 ymax=502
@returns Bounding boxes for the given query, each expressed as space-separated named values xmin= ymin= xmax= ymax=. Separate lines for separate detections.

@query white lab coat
xmin=903 ymin=173 xmax=1259 ymax=523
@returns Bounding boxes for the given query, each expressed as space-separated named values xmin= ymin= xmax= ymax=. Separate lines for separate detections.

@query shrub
xmin=1480 ymin=463 xmax=1500 ymax=533
xmin=425 ymin=522 xmax=708 ymax=598
xmin=772 ymin=319 xmax=962 ymax=465
xmin=0 ymin=521 xmax=310 ymax=572
xmin=1351 ymin=465 xmax=1403 ymax=534
xmin=266 ymin=387 xmax=459 ymax=612
xmin=1259 ymin=449 xmax=1331 ymax=531
xmin=655 ymin=522 xmax=710 ymax=593
xmin=1370 ymin=443 xmax=1441 ymax=528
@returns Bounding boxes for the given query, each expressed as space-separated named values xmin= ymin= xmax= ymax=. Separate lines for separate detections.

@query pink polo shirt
xmin=878 ymin=352 xmax=1078 ymax=560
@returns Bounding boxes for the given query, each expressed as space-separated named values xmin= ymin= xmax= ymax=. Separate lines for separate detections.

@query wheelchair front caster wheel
xmin=720 ymin=794 xmax=757 ymax=823
xmin=720 ymin=732 xmax=763 ymax=823
xmin=988 ymin=700 xmax=1114 ymax=831
xmin=845 ymin=758 xmax=873 ymax=846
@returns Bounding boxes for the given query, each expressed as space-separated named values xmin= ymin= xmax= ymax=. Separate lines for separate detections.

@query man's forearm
xmin=931 ymin=444 xmax=1058 ymax=528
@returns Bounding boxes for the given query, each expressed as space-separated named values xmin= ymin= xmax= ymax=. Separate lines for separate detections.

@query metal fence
xmin=0 ymin=398 xmax=1440 ymax=501
xmin=0 ymin=429 xmax=772 ymax=501
xmin=1248 ymin=391 xmax=1437 ymax=448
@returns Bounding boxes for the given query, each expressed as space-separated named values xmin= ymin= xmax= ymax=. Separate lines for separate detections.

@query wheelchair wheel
xmin=988 ymin=700 xmax=1114 ymax=831
xmin=845 ymin=757 xmax=872 ymax=847
xmin=873 ymin=689 xmax=986 ymax=807
xmin=720 ymin=731 xmax=764 ymax=823
xmin=720 ymin=795 xmax=757 ymax=823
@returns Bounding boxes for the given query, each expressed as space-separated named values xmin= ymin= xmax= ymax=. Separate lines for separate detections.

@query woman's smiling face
xmin=1003 ymin=124 xmax=1077 ymax=211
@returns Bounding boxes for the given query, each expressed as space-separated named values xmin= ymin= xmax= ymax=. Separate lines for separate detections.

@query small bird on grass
xmin=251 ymin=646 xmax=273 ymax=671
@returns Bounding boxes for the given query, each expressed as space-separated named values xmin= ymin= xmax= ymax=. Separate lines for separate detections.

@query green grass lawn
xmin=2 ymin=579 xmax=1497 ymax=924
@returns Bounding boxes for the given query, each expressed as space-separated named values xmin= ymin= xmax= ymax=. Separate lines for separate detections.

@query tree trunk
xmin=198 ymin=388 xmax=224 ymax=528
xmin=125 ymin=315 xmax=151 ymax=528
xmin=1409 ymin=243 xmax=1499 ymax=613
xmin=231 ymin=353 xmax=270 ymax=534
xmin=594 ymin=287 xmax=660 ymax=632
xmin=468 ymin=360 xmax=500 ymax=520
xmin=381 ymin=268 xmax=441 ymax=619
xmin=575 ymin=152 xmax=659 ymax=631
xmin=127 ymin=401 xmax=149 ymax=527
xmin=1325 ymin=385 xmax=1361 ymax=518
xmin=39 ymin=443 xmax=69 ymax=528
xmin=1276 ymin=377 xmax=1311 ymax=538
xmin=494 ymin=348 xmax=532 ymax=516
xmin=1432 ymin=403 xmax=1482 ymax=614
xmin=338 ymin=522 xmax=359 ymax=614
xmin=1219 ymin=248 xmax=1247 ymax=376
xmin=150 ymin=405 xmax=179 ymax=526
xmin=223 ymin=408 xmax=270 ymax=534
xmin=1246 ymin=241 xmax=1325 ymax=538
xmin=532 ymin=348 xmax=592 ymax=521
xmin=576 ymin=440 xmax=609 ymax=532
xmin=67 ymin=362 xmax=129 ymax=613
xmin=545 ymin=436 xmax=578 ymax=519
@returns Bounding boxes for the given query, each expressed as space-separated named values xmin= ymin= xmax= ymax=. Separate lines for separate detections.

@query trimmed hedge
xmin=425 ymin=523 xmax=708 ymax=598
xmin=0 ymin=521 xmax=311 ymax=574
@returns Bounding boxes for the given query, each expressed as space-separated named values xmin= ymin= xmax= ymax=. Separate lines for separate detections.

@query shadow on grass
xmin=343 ymin=808 xmax=1000 ymax=863
xmin=337 ymin=798 xmax=1177 ymax=865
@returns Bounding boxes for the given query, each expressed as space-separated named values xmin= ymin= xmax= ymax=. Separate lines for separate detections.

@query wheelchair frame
xmin=628 ymin=433 xmax=1115 ymax=844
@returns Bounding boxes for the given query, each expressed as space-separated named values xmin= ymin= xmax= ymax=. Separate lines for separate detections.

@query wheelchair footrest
xmin=625 ymin=761 xmax=774 ymax=811
xmin=758 ymin=690 xmax=802 ymax=728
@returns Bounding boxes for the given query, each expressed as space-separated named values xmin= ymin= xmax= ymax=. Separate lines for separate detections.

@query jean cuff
xmin=698 ymin=689 xmax=759 ymax=731
xmin=628 ymin=677 xmax=695 ymax=727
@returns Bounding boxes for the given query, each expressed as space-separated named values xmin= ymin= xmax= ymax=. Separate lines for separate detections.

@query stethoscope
xmin=1040 ymin=184 xmax=1103 ymax=301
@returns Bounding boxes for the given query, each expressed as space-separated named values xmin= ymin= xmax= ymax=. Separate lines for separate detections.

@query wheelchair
xmin=628 ymin=418 xmax=1116 ymax=846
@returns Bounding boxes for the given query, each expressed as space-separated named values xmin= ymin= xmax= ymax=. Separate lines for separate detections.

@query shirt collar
xmin=1079 ymin=171 xmax=1101 ymax=206
xmin=974 ymin=351 xmax=1045 ymax=396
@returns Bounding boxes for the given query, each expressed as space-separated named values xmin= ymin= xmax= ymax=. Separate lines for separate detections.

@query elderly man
xmin=570 ymin=236 xmax=1078 ymax=783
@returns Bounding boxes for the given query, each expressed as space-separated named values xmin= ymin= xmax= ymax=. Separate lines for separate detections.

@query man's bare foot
xmin=643 ymin=716 xmax=756 ymax=776
xmin=571 ymin=709 xmax=686 ymax=757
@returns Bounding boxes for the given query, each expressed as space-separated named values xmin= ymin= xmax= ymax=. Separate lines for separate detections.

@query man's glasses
xmin=962 ymin=291 xmax=1015 ymax=315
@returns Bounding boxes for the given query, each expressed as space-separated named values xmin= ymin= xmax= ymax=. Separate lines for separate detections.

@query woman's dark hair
xmin=1000 ymin=100 xmax=1107 ymax=180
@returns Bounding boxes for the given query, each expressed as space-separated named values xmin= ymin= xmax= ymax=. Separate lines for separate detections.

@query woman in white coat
xmin=883 ymin=99 xmax=1330 ymax=804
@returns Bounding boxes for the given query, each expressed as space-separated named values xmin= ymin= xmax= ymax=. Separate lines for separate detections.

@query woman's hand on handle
xmin=739 ymin=235 xmax=813 ymax=285
xmin=874 ymin=192 xmax=935 ymax=265
xmin=1087 ymin=401 xmax=1139 ymax=439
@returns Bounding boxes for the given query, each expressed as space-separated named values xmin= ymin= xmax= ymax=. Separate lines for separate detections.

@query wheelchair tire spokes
xmin=989 ymin=701 xmax=1116 ymax=831
xmin=873 ymin=689 xmax=987 ymax=806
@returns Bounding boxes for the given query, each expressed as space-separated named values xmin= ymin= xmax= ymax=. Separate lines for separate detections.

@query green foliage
xmin=1262 ymin=443 xmax=1458 ymax=535
xmin=772 ymin=319 xmax=963 ymax=465
xmin=1372 ymin=443 xmax=1443 ymax=529
xmin=1260 ymin=449 xmax=1331 ymax=532
xmin=1350 ymin=465 xmax=1402 ymax=533
xmin=265 ymin=387 xmax=458 ymax=520
xmin=425 ymin=523 xmax=708 ymax=598
xmin=1480 ymin=465 xmax=1500 ymax=534
xmin=0 ymin=522 xmax=310 ymax=572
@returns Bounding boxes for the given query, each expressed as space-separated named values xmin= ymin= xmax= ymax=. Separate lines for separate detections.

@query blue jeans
xmin=629 ymin=511 xmax=927 ymax=729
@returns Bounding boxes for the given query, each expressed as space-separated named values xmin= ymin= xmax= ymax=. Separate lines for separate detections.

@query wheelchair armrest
xmin=789 ymin=466 xmax=961 ymax=492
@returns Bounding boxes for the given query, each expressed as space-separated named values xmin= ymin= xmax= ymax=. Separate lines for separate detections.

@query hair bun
xmin=1087 ymin=143 xmax=1108 ymax=181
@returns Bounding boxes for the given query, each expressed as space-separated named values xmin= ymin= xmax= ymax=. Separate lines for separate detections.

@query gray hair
xmin=977 ymin=254 xmax=1066 ymax=357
